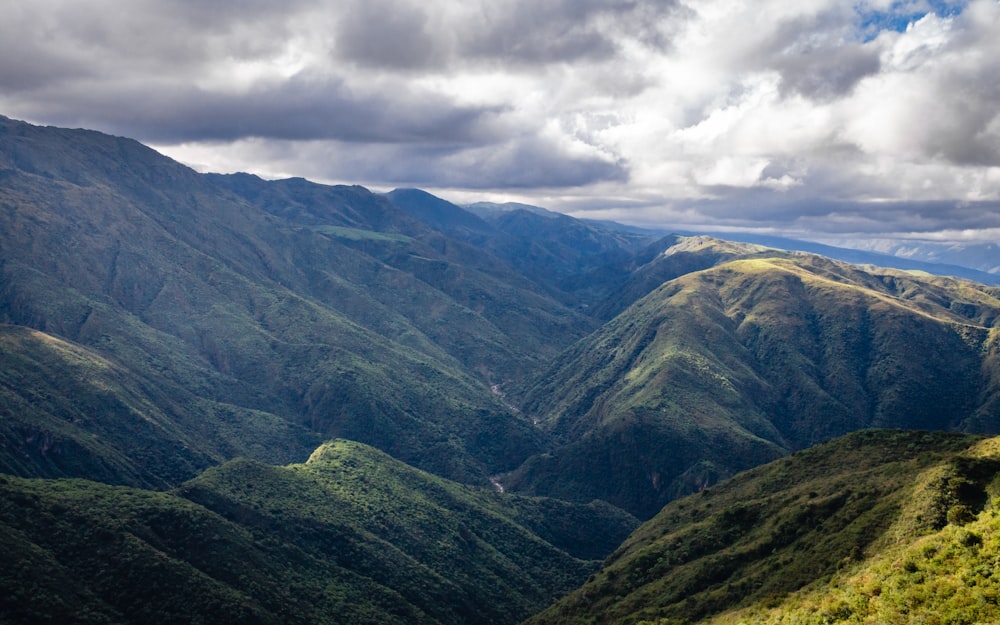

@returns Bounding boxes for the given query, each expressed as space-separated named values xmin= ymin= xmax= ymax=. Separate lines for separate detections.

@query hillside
xmin=0 ymin=439 xmax=638 ymax=625
xmin=0 ymin=325 xmax=320 ymax=488
xmin=525 ymin=429 xmax=1000 ymax=625
xmin=0 ymin=115 xmax=594 ymax=486
xmin=506 ymin=241 xmax=1000 ymax=518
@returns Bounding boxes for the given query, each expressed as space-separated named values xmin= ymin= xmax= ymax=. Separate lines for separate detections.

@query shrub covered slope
xmin=0 ymin=439 xmax=637 ymax=625
xmin=526 ymin=430 xmax=1000 ymax=625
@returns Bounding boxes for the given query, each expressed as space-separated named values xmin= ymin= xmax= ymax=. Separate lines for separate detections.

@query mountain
xmin=0 ymin=325 xmax=320 ymax=488
xmin=505 ymin=238 xmax=1000 ymax=518
xmin=9 ymin=116 xmax=1000 ymax=625
xmin=820 ymin=237 xmax=1000 ymax=277
xmin=0 ymin=438 xmax=638 ymax=625
xmin=525 ymin=429 xmax=1000 ymax=625
xmin=587 ymin=236 xmax=776 ymax=321
xmin=465 ymin=201 xmax=563 ymax=220
xmin=0 ymin=115 xmax=592 ymax=487
xmin=385 ymin=188 xmax=497 ymax=239
xmin=700 ymin=232 xmax=1000 ymax=286
xmin=386 ymin=190 xmax=660 ymax=309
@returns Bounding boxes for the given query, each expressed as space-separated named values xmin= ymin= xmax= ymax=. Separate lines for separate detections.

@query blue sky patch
xmin=857 ymin=0 xmax=965 ymax=40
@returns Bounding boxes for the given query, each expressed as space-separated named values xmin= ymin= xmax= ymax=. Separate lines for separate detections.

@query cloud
xmin=327 ymin=0 xmax=685 ymax=70
xmin=20 ymin=74 xmax=508 ymax=145
xmin=333 ymin=0 xmax=443 ymax=70
xmin=840 ymin=7 xmax=1000 ymax=168
xmin=1 ymin=0 xmax=999 ymax=240
xmin=173 ymin=130 xmax=628 ymax=191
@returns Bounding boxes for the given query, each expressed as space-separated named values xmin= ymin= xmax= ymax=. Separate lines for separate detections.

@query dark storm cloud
xmin=333 ymin=0 xmax=443 ymax=70
xmin=25 ymin=75 xmax=506 ymax=145
xmin=329 ymin=0 xmax=684 ymax=70
xmin=784 ymin=199 xmax=1000 ymax=236
xmin=670 ymin=188 xmax=1000 ymax=237
xmin=1 ymin=0 xmax=641 ymax=191
xmin=459 ymin=0 xmax=684 ymax=65
xmin=0 ymin=0 xmax=301 ymax=91
xmin=0 ymin=51 xmax=88 ymax=92
xmin=460 ymin=1 xmax=622 ymax=65
xmin=436 ymin=135 xmax=629 ymax=189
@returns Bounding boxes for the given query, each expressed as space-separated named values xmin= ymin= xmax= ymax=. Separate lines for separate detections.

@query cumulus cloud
xmin=1 ymin=0 xmax=999 ymax=240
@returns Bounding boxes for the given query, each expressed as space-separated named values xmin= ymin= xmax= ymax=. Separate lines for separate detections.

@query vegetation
xmin=7 ymin=117 xmax=1000 ymax=625
xmin=509 ymin=250 xmax=1000 ymax=518
xmin=0 ymin=439 xmax=638 ymax=625
xmin=525 ymin=430 xmax=1000 ymax=625
xmin=0 ymin=115 xmax=589 ymax=487
xmin=386 ymin=188 xmax=660 ymax=311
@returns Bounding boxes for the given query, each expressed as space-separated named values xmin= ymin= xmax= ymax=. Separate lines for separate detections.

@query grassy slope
xmin=508 ymin=244 xmax=1000 ymax=518
xmin=525 ymin=430 xmax=1000 ymax=625
xmin=0 ymin=440 xmax=638 ymax=625
xmin=706 ymin=440 xmax=1000 ymax=624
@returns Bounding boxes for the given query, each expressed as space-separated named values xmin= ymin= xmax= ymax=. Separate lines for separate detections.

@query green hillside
xmin=525 ymin=430 xmax=1000 ymax=625
xmin=0 ymin=325 xmax=320 ymax=487
xmin=0 ymin=115 xmax=590 ymax=486
xmin=507 ymin=243 xmax=1000 ymax=518
xmin=0 ymin=439 xmax=638 ymax=625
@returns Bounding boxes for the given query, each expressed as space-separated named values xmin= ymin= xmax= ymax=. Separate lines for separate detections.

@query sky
xmin=3 ymin=0 xmax=1000 ymax=243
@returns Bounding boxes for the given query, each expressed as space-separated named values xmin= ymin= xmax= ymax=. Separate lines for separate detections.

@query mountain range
xmin=3 ymin=115 xmax=1000 ymax=624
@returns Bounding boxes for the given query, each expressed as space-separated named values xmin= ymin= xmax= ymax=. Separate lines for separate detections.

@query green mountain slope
xmin=0 ymin=325 xmax=320 ymax=487
xmin=0 ymin=439 xmax=638 ymax=625
xmin=0 ymin=115 xmax=590 ymax=485
xmin=214 ymin=176 xmax=590 ymax=380
xmin=524 ymin=430 xmax=1000 ymax=625
xmin=506 ymin=240 xmax=1000 ymax=518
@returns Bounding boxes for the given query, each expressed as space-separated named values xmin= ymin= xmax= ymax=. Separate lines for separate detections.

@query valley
xmin=3 ymin=116 xmax=1000 ymax=624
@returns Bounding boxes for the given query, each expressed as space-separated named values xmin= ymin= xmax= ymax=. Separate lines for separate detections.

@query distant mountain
xmin=463 ymin=199 xmax=1000 ymax=287
xmin=385 ymin=188 xmax=497 ymax=238
xmin=821 ymin=237 xmax=1000 ymax=276
xmin=526 ymin=429 xmax=1000 ymax=625
xmin=465 ymin=200 xmax=563 ymax=219
xmin=700 ymin=232 xmax=1000 ymax=285
xmin=387 ymin=191 xmax=660 ymax=309
xmin=506 ymin=238 xmax=1000 ymax=518
xmin=0 ymin=439 xmax=638 ymax=625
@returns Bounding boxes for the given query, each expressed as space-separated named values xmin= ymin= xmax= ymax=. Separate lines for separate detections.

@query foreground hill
xmin=507 ymin=239 xmax=1000 ymax=518
xmin=525 ymin=429 xmax=1000 ymax=625
xmin=0 ymin=115 xmax=593 ymax=486
xmin=0 ymin=439 xmax=638 ymax=625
